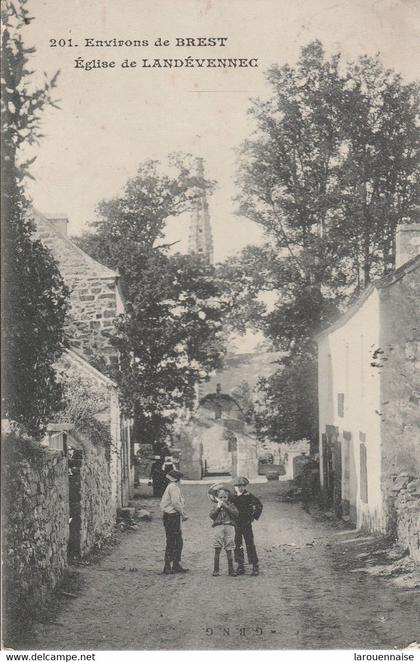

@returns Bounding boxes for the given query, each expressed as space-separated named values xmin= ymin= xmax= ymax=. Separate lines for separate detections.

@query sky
xmin=25 ymin=0 xmax=419 ymax=264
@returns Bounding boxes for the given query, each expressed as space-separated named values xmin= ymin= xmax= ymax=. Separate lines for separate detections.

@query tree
xmin=231 ymin=380 xmax=255 ymax=424
xmin=112 ymin=252 xmax=226 ymax=443
xmin=234 ymin=40 xmax=420 ymax=444
xmin=237 ymin=40 xmax=419 ymax=295
xmin=75 ymin=156 xmax=214 ymax=299
xmin=215 ymin=245 xmax=270 ymax=335
xmin=75 ymin=158 xmax=227 ymax=444
xmin=254 ymin=351 xmax=318 ymax=447
xmin=339 ymin=56 xmax=420 ymax=285
xmin=1 ymin=0 xmax=69 ymax=437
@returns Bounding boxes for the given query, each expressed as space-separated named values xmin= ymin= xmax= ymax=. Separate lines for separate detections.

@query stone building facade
xmin=316 ymin=224 xmax=420 ymax=558
xmin=31 ymin=209 xmax=124 ymax=368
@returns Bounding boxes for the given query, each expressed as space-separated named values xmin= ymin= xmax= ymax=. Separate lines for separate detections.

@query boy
xmin=233 ymin=476 xmax=263 ymax=576
xmin=160 ymin=469 xmax=189 ymax=574
xmin=209 ymin=489 xmax=239 ymax=576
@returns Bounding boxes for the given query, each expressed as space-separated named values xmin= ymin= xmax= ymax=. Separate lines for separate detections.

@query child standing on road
xmin=233 ymin=477 xmax=263 ymax=576
xmin=209 ymin=489 xmax=239 ymax=577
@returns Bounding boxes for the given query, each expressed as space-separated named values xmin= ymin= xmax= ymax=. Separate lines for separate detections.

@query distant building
xmin=183 ymin=161 xmax=278 ymax=479
xmin=188 ymin=157 xmax=214 ymax=265
xmin=316 ymin=223 xmax=420 ymax=547
xmin=175 ymin=384 xmax=258 ymax=480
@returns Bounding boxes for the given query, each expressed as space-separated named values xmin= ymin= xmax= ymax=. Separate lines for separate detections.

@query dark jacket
xmin=209 ymin=501 xmax=239 ymax=527
xmin=233 ymin=491 xmax=263 ymax=525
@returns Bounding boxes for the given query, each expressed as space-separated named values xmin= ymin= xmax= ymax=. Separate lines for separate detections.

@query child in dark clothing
xmin=233 ymin=477 xmax=263 ymax=576
xmin=209 ymin=489 xmax=239 ymax=576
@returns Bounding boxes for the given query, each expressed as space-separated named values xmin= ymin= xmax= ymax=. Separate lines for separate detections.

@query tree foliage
xmin=234 ymin=41 xmax=420 ymax=444
xmin=113 ymin=252 xmax=227 ymax=443
xmin=255 ymin=352 xmax=318 ymax=445
xmin=76 ymin=158 xmax=227 ymax=444
xmin=54 ymin=366 xmax=113 ymax=456
xmin=75 ymin=156 xmax=215 ymax=298
xmin=237 ymin=40 xmax=419 ymax=296
xmin=1 ymin=0 xmax=68 ymax=438
xmin=231 ymin=380 xmax=255 ymax=424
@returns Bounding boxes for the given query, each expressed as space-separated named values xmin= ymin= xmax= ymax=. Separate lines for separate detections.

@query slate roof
xmin=30 ymin=208 xmax=120 ymax=281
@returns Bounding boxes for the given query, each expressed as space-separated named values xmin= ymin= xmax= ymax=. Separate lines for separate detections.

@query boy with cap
xmin=160 ymin=469 xmax=189 ymax=574
xmin=209 ymin=489 xmax=239 ymax=576
xmin=233 ymin=477 xmax=263 ymax=576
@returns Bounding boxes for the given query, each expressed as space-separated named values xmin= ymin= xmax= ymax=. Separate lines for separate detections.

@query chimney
xmin=45 ymin=213 xmax=69 ymax=236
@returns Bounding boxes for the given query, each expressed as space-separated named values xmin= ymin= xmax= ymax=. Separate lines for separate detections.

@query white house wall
xmin=318 ymin=288 xmax=386 ymax=531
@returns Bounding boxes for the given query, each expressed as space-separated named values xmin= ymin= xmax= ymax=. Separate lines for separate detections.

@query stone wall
xmin=236 ymin=433 xmax=258 ymax=479
xmin=392 ymin=476 xmax=420 ymax=563
xmin=3 ymin=436 xmax=69 ymax=618
xmin=380 ymin=261 xmax=420 ymax=526
xmin=65 ymin=279 xmax=121 ymax=368
xmin=175 ymin=423 xmax=203 ymax=480
xmin=78 ymin=434 xmax=115 ymax=556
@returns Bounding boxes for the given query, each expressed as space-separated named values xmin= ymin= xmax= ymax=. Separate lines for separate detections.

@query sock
xmin=227 ymin=550 xmax=234 ymax=574
xmin=213 ymin=548 xmax=221 ymax=573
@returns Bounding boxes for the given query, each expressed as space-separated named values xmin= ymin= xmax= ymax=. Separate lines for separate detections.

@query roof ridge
xmin=64 ymin=348 xmax=116 ymax=387
xmin=315 ymin=255 xmax=420 ymax=341
xmin=30 ymin=207 xmax=120 ymax=280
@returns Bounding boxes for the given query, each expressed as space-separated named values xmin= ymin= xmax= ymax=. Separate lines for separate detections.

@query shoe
xmin=228 ymin=569 xmax=236 ymax=576
xmin=235 ymin=566 xmax=245 ymax=576
xmin=172 ymin=564 xmax=189 ymax=573
xmin=162 ymin=564 xmax=172 ymax=575
xmin=212 ymin=570 xmax=220 ymax=576
xmin=251 ymin=565 xmax=259 ymax=576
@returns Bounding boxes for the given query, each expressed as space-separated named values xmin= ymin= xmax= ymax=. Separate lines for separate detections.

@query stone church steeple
xmin=188 ymin=158 xmax=214 ymax=265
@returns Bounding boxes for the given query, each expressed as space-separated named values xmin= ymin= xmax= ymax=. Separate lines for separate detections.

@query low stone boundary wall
xmin=3 ymin=435 xmax=69 ymax=618
xmin=68 ymin=431 xmax=115 ymax=557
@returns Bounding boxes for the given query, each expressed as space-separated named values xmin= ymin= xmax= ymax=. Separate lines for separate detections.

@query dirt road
xmin=28 ymin=482 xmax=420 ymax=650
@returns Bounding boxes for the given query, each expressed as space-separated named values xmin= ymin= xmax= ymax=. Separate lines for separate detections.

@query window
xmin=337 ymin=393 xmax=344 ymax=417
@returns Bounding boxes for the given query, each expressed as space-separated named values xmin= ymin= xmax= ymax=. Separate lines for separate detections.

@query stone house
xmin=32 ymin=210 xmax=133 ymax=507
xmin=31 ymin=209 xmax=125 ymax=369
xmin=316 ymin=224 xmax=420 ymax=558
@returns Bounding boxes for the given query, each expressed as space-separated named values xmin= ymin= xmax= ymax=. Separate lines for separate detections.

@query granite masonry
xmin=3 ymin=439 xmax=69 ymax=617
xmin=31 ymin=209 xmax=125 ymax=368
xmin=393 ymin=476 xmax=420 ymax=563
xmin=68 ymin=430 xmax=115 ymax=558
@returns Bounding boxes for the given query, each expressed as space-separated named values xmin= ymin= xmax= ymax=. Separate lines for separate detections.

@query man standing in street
xmin=160 ymin=469 xmax=189 ymax=575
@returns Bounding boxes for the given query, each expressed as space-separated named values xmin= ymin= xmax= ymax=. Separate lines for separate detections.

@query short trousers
xmin=212 ymin=524 xmax=235 ymax=551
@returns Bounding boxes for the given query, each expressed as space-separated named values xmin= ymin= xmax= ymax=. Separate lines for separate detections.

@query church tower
xmin=188 ymin=158 xmax=214 ymax=265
